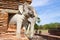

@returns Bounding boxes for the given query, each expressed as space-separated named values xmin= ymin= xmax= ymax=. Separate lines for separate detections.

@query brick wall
xmin=0 ymin=0 xmax=18 ymax=10
xmin=0 ymin=11 xmax=8 ymax=33
xmin=0 ymin=0 xmax=32 ymax=10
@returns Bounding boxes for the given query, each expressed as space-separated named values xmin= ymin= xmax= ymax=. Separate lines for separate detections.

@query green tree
xmin=39 ymin=25 xmax=43 ymax=29
xmin=34 ymin=23 xmax=39 ymax=30
xmin=42 ymin=23 xmax=60 ymax=29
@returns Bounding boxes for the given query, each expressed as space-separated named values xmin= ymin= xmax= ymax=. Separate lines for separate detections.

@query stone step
xmin=0 ymin=33 xmax=29 ymax=40
xmin=0 ymin=32 xmax=16 ymax=35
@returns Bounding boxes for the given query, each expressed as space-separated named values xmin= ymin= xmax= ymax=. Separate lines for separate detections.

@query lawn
xmin=40 ymin=30 xmax=48 ymax=34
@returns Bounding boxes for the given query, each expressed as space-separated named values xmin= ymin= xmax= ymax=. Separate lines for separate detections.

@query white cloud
xmin=31 ymin=0 xmax=51 ymax=7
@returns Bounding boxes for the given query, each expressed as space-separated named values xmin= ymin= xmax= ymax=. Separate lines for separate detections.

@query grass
xmin=40 ymin=30 xmax=48 ymax=34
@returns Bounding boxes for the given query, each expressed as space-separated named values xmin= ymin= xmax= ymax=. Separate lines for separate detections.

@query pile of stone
xmin=0 ymin=12 xmax=8 ymax=33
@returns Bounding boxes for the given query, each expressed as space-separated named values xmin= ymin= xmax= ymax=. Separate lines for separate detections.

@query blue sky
xmin=31 ymin=0 xmax=60 ymax=25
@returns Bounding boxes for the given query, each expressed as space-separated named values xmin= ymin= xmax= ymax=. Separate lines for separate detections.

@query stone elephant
xmin=9 ymin=2 xmax=38 ymax=39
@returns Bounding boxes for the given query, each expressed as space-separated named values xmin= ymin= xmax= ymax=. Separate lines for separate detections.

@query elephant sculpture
xmin=9 ymin=2 xmax=38 ymax=39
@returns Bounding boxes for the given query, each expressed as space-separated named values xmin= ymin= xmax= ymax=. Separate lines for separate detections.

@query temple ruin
xmin=0 ymin=0 xmax=32 ymax=33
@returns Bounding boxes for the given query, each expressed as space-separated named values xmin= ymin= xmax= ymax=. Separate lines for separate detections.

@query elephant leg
xmin=26 ymin=23 xmax=31 ymax=35
xmin=30 ymin=22 xmax=35 ymax=38
xmin=16 ymin=19 xmax=23 ymax=39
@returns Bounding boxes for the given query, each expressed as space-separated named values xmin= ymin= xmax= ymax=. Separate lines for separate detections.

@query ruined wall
xmin=0 ymin=0 xmax=18 ymax=10
xmin=0 ymin=0 xmax=32 ymax=33
xmin=0 ymin=0 xmax=18 ymax=32
xmin=0 ymin=0 xmax=32 ymax=10
xmin=0 ymin=12 xmax=8 ymax=33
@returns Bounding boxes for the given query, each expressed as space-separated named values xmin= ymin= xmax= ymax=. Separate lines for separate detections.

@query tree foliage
xmin=34 ymin=23 xmax=39 ymax=30
xmin=40 ymin=23 xmax=60 ymax=30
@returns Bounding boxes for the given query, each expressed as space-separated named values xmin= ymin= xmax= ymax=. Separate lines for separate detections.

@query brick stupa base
xmin=0 ymin=27 xmax=29 ymax=40
xmin=0 ymin=33 xmax=29 ymax=40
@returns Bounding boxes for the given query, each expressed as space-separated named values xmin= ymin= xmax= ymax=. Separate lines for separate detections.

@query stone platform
xmin=0 ymin=33 xmax=29 ymax=40
xmin=0 ymin=26 xmax=29 ymax=40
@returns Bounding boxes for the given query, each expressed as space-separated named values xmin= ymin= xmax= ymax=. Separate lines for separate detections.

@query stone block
xmin=0 ymin=12 xmax=8 ymax=33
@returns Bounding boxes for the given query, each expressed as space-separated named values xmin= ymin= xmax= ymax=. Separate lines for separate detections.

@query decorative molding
xmin=0 ymin=9 xmax=19 ymax=13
